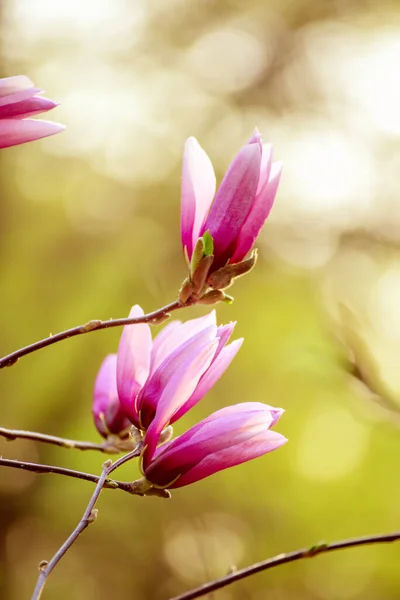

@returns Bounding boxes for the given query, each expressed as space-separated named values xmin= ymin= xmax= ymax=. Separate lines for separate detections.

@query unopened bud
xmin=190 ymin=237 xmax=205 ymax=277
xmin=191 ymin=255 xmax=214 ymax=293
xmin=206 ymin=250 xmax=257 ymax=290
xmin=178 ymin=278 xmax=194 ymax=304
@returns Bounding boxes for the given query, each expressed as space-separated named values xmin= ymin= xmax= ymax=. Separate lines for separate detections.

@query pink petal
xmin=0 ymin=87 xmax=42 ymax=108
xmin=166 ymin=403 xmax=281 ymax=455
xmin=0 ymin=75 xmax=34 ymax=97
xmin=247 ymin=127 xmax=262 ymax=144
xmin=0 ymin=119 xmax=65 ymax=149
xmin=174 ymin=431 xmax=287 ymax=487
xmin=201 ymin=141 xmax=262 ymax=266
xmin=215 ymin=322 xmax=236 ymax=350
xmin=116 ymin=305 xmax=152 ymax=424
xmin=231 ymin=162 xmax=282 ymax=263
xmin=256 ymin=144 xmax=273 ymax=195
xmin=150 ymin=311 xmax=217 ymax=373
xmin=150 ymin=320 xmax=182 ymax=372
xmin=150 ymin=403 xmax=279 ymax=462
xmin=181 ymin=137 xmax=216 ymax=258
xmin=145 ymin=403 xmax=286 ymax=487
xmin=138 ymin=323 xmax=218 ymax=428
xmin=92 ymin=354 xmax=131 ymax=438
xmin=0 ymin=96 xmax=59 ymax=119
xmin=143 ymin=339 xmax=219 ymax=466
xmin=171 ymin=337 xmax=243 ymax=423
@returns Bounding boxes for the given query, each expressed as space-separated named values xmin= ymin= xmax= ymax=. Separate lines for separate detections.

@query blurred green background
xmin=2 ymin=0 xmax=400 ymax=598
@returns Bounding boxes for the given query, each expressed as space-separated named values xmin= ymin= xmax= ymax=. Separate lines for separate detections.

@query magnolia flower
xmin=98 ymin=307 xmax=242 ymax=443
xmin=0 ymin=75 xmax=65 ymax=149
xmin=179 ymin=129 xmax=281 ymax=301
xmin=92 ymin=354 xmax=132 ymax=439
xmin=132 ymin=403 xmax=286 ymax=493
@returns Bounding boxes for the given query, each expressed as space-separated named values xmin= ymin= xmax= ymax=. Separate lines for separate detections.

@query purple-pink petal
xmin=214 ymin=322 xmax=236 ymax=352
xmin=175 ymin=430 xmax=287 ymax=487
xmin=255 ymin=144 xmax=273 ymax=195
xmin=149 ymin=320 xmax=182 ymax=373
xmin=93 ymin=354 xmax=131 ymax=438
xmin=0 ymin=86 xmax=41 ymax=107
xmin=0 ymin=96 xmax=59 ymax=119
xmin=181 ymin=137 xmax=216 ymax=258
xmin=116 ymin=305 xmax=152 ymax=425
xmin=150 ymin=311 xmax=217 ymax=374
xmin=0 ymin=76 xmax=64 ymax=148
xmin=137 ymin=323 xmax=218 ymax=427
xmin=162 ymin=403 xmax=280 ymax=456
xmin=143 ymin=338 xmax=219 ymax=466
xmin=0 ymin=119 xmax=65 ymax=149
xmin=0 ymin=75 xmax=35 ymax=97
xmin=231 ymin=162 xmax=282 ymax=263
xmin=201 ymin=141 xmax=262 ymax=266
xmin=144 ymin=402 xmax=286 ymax=487
xmin=170 ymin=337 xmax=243 ymax=423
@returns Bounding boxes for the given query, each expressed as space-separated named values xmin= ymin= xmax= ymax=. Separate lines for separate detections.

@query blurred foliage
xmin=1 ymin=0 xmax=400 ymax=599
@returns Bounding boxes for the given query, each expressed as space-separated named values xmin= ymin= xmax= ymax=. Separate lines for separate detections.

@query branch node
xmin=149 ymin=313 xmax=171 ymax=325
xmin=82 ymin=320 xmax=102 ymax=332
xmin=88 ymin=509 xmax=98 ymax=524
xmin=5 ymin=357 xmax=19 ymax=367
xmin=103 ymin=479 xmax=119 ymax=489
xmin=38 ymin=561 xmax=48 ymax=571
xmin=304 ymin=543 xmax=328 ymax=557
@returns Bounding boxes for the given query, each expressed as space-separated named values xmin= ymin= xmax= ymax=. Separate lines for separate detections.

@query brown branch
xmin=0 ymin=457 xmax=137 ymax=493
xmin=30 ymin=446 xmax=142 ymax=600
xmin=169 ymin=532 xmax=400 ymax=600
xmin=0 ymin=426 xmax=118 ymax=453
xmin=0 ymin=299 xmax=189 ymax=369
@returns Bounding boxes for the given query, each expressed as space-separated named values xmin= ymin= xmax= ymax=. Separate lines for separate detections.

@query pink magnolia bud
xmin=0 ymin=75 xmax=65 ymax=148
xmin=180 ymin=129 xmax=282 ymax=272
xmin=139 ymin=402 xmax=287 ymax=490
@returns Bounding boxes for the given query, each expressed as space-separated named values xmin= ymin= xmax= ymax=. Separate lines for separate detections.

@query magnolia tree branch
xmin=0 ymin=457 xmax=138 ymax=493
xmin=31 ymin=445 xmax=142 ymax=600
xmin=0 ymin=426 xmax=118 ymax=453
xmin=0 ymin=299 xmax=189 ymax=369
xmin=169 ymin=531 xmax=400 ymax=600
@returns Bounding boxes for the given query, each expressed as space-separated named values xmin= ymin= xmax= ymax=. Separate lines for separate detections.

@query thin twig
xmin=0 ymin=426 xmax=117 ymax=453
xmin=0 ymin=457 xmax=137 ymax=493
xmin=31 ymin=445 xmax=142 ymax=600
xmin=169 ymin=532 xmax=400 ymax=600
xmin=0 ymin=299 xmax=188 ymax=369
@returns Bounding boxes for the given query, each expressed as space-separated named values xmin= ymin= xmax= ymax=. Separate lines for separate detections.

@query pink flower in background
xmin=115 ymin=307 xmax=242 ymax=446
xmin=92 ymin=354 xmax=132 ymax=439
xmin=180 ymin=129 xmax=282 ymax=272
xmin=139 ymin=403 xmax=286 ymax=490
xmin=0 ymin=75 xmax=65 ymax=149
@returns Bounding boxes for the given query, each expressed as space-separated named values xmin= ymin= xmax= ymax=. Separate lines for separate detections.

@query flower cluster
xmin=93 ymin=306 xmax=286 ymax=493
xmin=91 ymin=130 xmax=286 ymax=494
xmin=0 ymin=75 xmax=64 ymax=149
